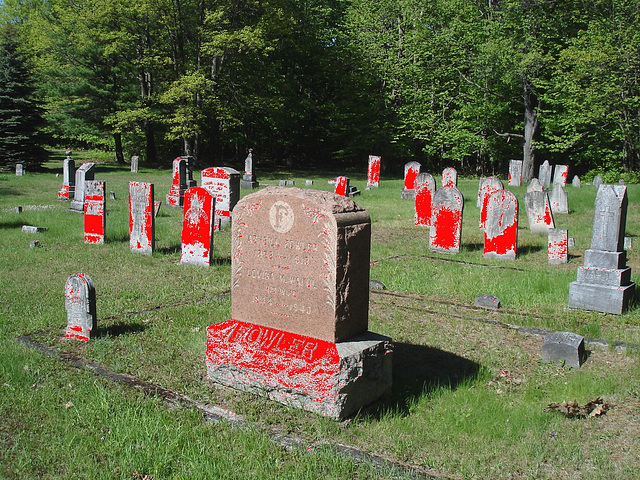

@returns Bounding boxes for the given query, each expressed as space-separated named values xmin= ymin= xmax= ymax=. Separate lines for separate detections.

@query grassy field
xmin=1 ymin=151 xmax=639 ymax=479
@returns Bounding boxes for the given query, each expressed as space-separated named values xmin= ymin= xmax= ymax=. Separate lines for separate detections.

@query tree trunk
xmin=522 ymin=75 xmax=538 ymax=182
xmin=114 ymin=133 xmax=125 ymax=164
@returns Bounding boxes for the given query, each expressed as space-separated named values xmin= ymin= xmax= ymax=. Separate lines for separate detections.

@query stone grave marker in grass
xmin=429 ymin=186 xmax=463 ymax=254
xmin=367 ymin=155 xmax=381 ymax=188
xmin=401 ymin=161 xmax=421 ymax=199
xmin=69 ymin=162 xmax=95 ymax=213
xmin=63 ymin=273 xmax=96 ymax=342
xmin=549 ymin=183 xmax=568 ymax=214
xmin=129 ymin=181 xmax=155 ymax=255
xmin=523 ymin=190 xmax=554 ymax=234
xmin=539 ymin=160 xmax=552 ymax=187
xmin=593 ymin=176 xmax=604 ymax=189
xmin=131 ymin=155 xmax=139 ymax=173
xmin=548 ymin=228 xmax=568 ymax=264
xmin=478 ymin=177 xmax=503 ymax=229
xmin=542 ymin=332 xmax=586 ymax=369
xmin=572 ymin=175 xmax=581 ymax=188
xmin=201 ymin=166 xmax=240 ymax=230
xmin=206 ymin=186 xmax=392 ymax=420
xmin=414 ymin=173 xmax=436 ymax=227
xmin=334 ymin=176 xmax=349 ymax=196
xmin=84 ymin=180 xmax=106 ymax=244
xmin=180 ymin=187 xmax=215 ymax=267
xmin=15 ymin=163 xmax=24 ymax=176
xmin=569 ymin=184 xmax=635 ymax=314
xmin=241 ymin=149 xmax=259 ymax=189
xmin=527 ymin=178 xmax=543 ymax=193
xmin=57 ymin=156 xmax=75 ymax=200
xmin=166 ymin=157 xmax=187 ymax=207
xmin=442 ymin=167 xmax=457 ymax=188
xmin=553 ymin=164 xmax=569 ymax=186
xmin=483 ymin=189 xmax=518 ymax=260
xmin=508 ymin=159 xmax=522 ymax=186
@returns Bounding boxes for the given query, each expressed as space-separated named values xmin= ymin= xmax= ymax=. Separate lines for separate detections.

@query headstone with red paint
xmin=367 ymin=155 xmax=381 ymax=188
xmin=539 ymin=160 xmax=552 ymax=187
xmin=549 ymin=182 xmax=569 ymax=214
xmin=483 ymin=189 xmax=518 ymax=260
xmin=523 ymin=190 xmax=555 ymax=234
xmin=334 ymin=176 xmax=349 ymax=196
xmin=241 ymin=149 xmax=259 ymax=189
xmin=508 ymin=160 xmax=523 ymax=186
xmin=166 ymin=157 xmax=187 ymax=207
xmin=206 ymin=186 xmax=392 ymax=419
xmin=548 ymin=228 xmax=568 ymax=264
xmin=429 ymin=186 xmax=464 ymax=254
xmin=527 ymin=178 xmax=543 ymax=193
xmin=180 ymin=187 xmax=215 ymax=267
xmin=57 ymin=156 xmax=75 ymax=199
xmin=201 ymin=166 xmax=241 ymax=229
xmin=84 ymin=180 xmax=106 ymax=244
xmin=64 ymin=273 xmax=96 ymax=342
xmin=479 ymin=177 xmax=503 ymax=230
xmin=441 ymin=167 xmax=457 ymax=188
xmin=553 ymin=164 xmax=569 ymax=186
xmin=401 ymin=161 xmax=421 ymax=199
xmin=129 ymin=181 xmax=155 ymax=255
xmin=414 ymin=173 xmax=436 ymax=227
xmin=69 ymin=162 xmax=95 ymax=212
xmin=569 ymin=185 xmax=635 ymax=314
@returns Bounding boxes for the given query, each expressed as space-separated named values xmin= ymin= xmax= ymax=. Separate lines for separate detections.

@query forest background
xmin=1 ymin=0 xmax=639 ymax=182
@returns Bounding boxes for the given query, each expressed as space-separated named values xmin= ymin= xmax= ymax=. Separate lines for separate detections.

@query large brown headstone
xmin=231 ymin=187 xmax=370 ymax=343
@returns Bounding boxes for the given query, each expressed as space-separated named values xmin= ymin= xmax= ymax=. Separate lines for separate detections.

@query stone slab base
xmin=240 ymin=180 xmax=259 ymax=189
xmin=568 ymin=281 xmax=635 ymax=314
xmin=205 ymin=320 xmax=393 ymax=420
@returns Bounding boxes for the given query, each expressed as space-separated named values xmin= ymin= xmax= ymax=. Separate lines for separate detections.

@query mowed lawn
xmin=1 ymin=152 xmax=639 ymax=479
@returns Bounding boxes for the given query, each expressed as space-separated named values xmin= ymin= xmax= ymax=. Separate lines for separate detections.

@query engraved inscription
xmin=269 ymin=201 xmax=294 ymax=234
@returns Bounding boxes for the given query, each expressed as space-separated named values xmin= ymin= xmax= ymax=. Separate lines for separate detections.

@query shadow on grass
xmin=0 ymin=220 xmax=26 ymax=229
xmin=156 ymin=245 xmax=181 ymax=255
xmin=517 ymin=244 xmax=544 ymax=255
xmin=361 ymin=342 xmax=481 ymax=419
xmin=95 ymin=322 xmax=146 ymax=338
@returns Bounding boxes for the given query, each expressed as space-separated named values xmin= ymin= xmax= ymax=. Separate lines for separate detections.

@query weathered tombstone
xmin=367 ymin=155 xmax=381 ymax=188
xmin=441 ymin=167 xmax=457 ymax=188
xmin=57 ymin=156 xmax=76 ymax=199
xmin=206 ymin=187 xmax=392 ymax=419
xmin=474 ymin=294 xmax=501 ymax=309
xmin=430 ymin=186 xmax=464 ymax=254
xmin=305 ymin=180 xmax=314 ymax=186
xmin=401 ymin=161 xmax=421 ymax=199
xmin=548 ymin=228 xmax=568 ymax=264
xmin=539 ymin=160 xmax=552 ymax=187
xmin=477 ymin=176 xmax=503 ymax=208
xmin=553 ymin=164 xmax=569 ymax=186
xmin=279 ymin=180 xmax=287 ymax=186
xmin=523 ymin=190 xmax=554 ymax=234
xmin=348 ymin=185 xmax=361 ymax=197
xmin=527 ymin=178 xmax=543 ymax=193
xmin=154 ymin=201 xmax=162 ymax=217
xmin=334 ymin=176 xmax=349 ymax=196
xmin=129 ymin=182 xmax=155 ymax=255
xmin=15 ymin=164 xmax=24 ymax=176
xmin=69 ymin=162 xmax=96 ymax=212
xmin=568 ymin=185 xmax=635 ymax=314
xmin=64 ymin=273 xmax=97 ymax=342
xmin=549 ymin=183 xmax=569 ymax=214
xmin=624 ymin=236 xmax=632 ymax=250
xmin=180 ymin=187 xmax=215 ymax=267
xmin=542 ymin=332 xmax=586 ymax=369
xmin=508 ymin=160 xmax=523 ymax=186
xmin=483 ymin=189 xmax=518 ymax=260
xmin=476 ymin=177 xmax=488 ymax=207
xmin=22 ymin=225 xmax=48 ymax=233
xmin=478 ymin=177 xmax=504 ymax=230
xmin=593 ymin=176 xmax=604 ymax=189
xmin=130 ymin=155 xmax=139 ymax=173
xmin=241 ymin=149 xmax=259 ymax=189
xmin=84 ymin=180 xmax=106 ymax=244
xmin=183 ymin=155 xmax=197 ymax=188
xmin=414 ymin=173 xmax=436 ymax=227
xmin=166 ymin=157 xmax=187 ymax=207
xmin=572 ymin=175 xmax=581 ymax=188
xmin=201 ymin=167 xmax=241 ymax=229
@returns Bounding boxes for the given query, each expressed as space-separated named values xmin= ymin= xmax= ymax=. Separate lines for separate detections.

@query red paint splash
xmin=431 ymin=207 xmax=461 ymax=251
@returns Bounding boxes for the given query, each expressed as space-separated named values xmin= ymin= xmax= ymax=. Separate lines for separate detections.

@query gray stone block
xmin=369 ymin=279 xmax=386 ymax=290
xmin=576 ymin=266 xmax=631 ymax=287
xmin=583 ymin=249 xmax=626 ymax=269
xmin=568 ymin=281 xmax=635 ymax=315
xmin=542 ymin=331 xmax=586 ymax=368
xmin=21 ymin=225 xmax=48 ymax=233
xmin=475 ymin=294 xmax=501 ymax=309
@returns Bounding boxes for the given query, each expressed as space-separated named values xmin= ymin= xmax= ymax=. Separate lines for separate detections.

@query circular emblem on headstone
xmin=269 ymin=201 xmax=294 ymax=234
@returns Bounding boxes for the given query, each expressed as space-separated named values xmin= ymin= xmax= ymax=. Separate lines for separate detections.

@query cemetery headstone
xmin=334 ymin=176 xmax=349 ymax=196
xmin=69 ymin=162 xmax=95 ymax=212
xmin=548 ymin=228 xmax=568 ymax=264
xmin=523 ymin=190 xmax=554 ymax=234
xmin=201 ymin=167 xmax=241 ymax=229
xmin=508 ymin=160 xmax=523 ymax=186
xmin=568 ymin=185 xmax=635 ymax=314
xmin=22 ymin=225 xmax=47 ymax=233
xmin=166 ymin=157 xmax=187 ymax=207
xmin=442 ymin=167 xmax=457 ymax=188
xmin=549 ymin=182 xmax=569 ymax=214
xmin=305 ymin=180 xmax=314 ymax=186
xmin=183 ymin=156 xmax=197 ymax=188
xmin=593 ymin=176 xmax=604 ymax=189
xmin=180 ymin=187 xmax=215 ymax=267
xmin=430 ymin=186 xmax=464 ymax=254
xmin=539 ymin=160 xmax=552 ymax=187
xmin=401 ymin=161 xmax=421 ymax=199
xmin=84 ymin=180 xmax=106 ymax=244
xmin=367 ymin=155 xmax=381 ymax=188
xmin=527 ymin=178 xmax=543 ymax=193
xmin=553 ymin=164 xmax=569 ymax=186
xmin=131 ymin=155 xmax=139 ymax=173
xmin=624 ymin=236 xmax=632 ymax=250
xmin=474 ymin=294 xmax=501 ymax=309
xmin=64 ymin=273 xmax=97 ymax=342
xmin=129 ymin=182 xmax=155 ymax=255
xmin=572 ymin=175 xmax=581 ymax=188
xmin=241 ymin=149 xmax=259 ymax=189
xmin=348 ymin=185 xmax=361 ymax=197
xmin=206 ymin=186 xmax=392 ymax=419
xmin=15 ymin=206 xmax=22 ymax=213
xmin=483 ymin=189 xmax=518 ymax=260
xmin=414 ymin=173 xmax=436 ymax=227
xmin=542 ymin=332 xmax=586 ymax=369
xmin=57 ymin=156 xmax=76 ymax=199
xmin=478 ymin=177 xmax=504 ymax=230
xmin=15 ymin=164 xmax=24 ymax=176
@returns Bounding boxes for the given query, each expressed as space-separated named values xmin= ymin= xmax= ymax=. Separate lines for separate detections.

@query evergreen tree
xmin=0 ymin=24 xmax=48 ymax=170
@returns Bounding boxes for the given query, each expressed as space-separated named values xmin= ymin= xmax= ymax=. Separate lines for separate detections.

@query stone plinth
xmin=542 ymin=332 xmax=586 ymax=369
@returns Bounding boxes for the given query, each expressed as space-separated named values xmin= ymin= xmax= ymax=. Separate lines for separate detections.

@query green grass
xmin=2 ymin=150 xmax=640 ymax=479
